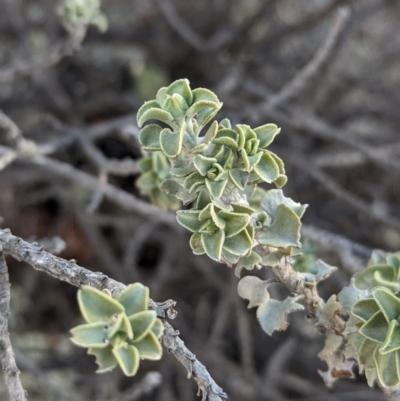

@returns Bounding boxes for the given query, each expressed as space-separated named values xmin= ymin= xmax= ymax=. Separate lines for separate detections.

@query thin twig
xmin=0 ymin=244 xmax=27 ymax=401
xmin=287 ymin=153 xmax=400 ymax=231
xmin=265 ymin=6 xmax=351 ymax=110
xmin=0 ymin=228 xmax=227 ymax=401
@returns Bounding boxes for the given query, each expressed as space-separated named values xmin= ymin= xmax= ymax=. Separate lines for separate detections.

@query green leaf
xmin=231 ymin=203 xmax=255 ymax=215
xmin=380 ymin=320 xmax=400 ymax=354
xmin=257 ymin=296 xmax=304 ymax=335
xmin=159 ymin=179 xmax=196 ymax=204
xmin=237 ymin=276 xmax=270 ymax=308
xmin=223 ymin=228 xmax=252 ymax=256
xmin=160 ymin=127 xmax=183 ymax=158
xmin=221 ymin=248 xmax=241 ymax=265
xmin=151 ymin=319 xmax=164 ymax=338
xmin=117 ymin=284 xmax=149 ymax=316
xmin=374 ymin=346 xmax=400 ymax=387
xmin=235 ymin=251 xmax=262 ymax=277
xmin=254 ymin=124 xmax=280 ymax=148
xmin=108 ymin=314 xmax=133 ymax=340
xmin=201 ymin=230 xmax=225 ymax=261
xmin=176 ymin=210 xmax=202 ymax=232
xmin=237 ymin=124 xmax=256 ymax=142
xmin=166 ymin=79 xmax=193 ymax=106
xmin=70 ymin=322 xmax=108 ymax=348
xmin=298 ymin=260 xmax=337 ymax=283
xmin=163 ymin=93 xmax=189 ymax=124
xmin=258 ymin=204 xmax=301 ymax=248
xmin=190 ymin=233 xmax=206 ymax=255
xmin=358 ymin=338 xmax=379 ymax=369
xmin=112 ymin=345 xmax=140 ymax=376
xmin=353 ymin=265 xmax=396 ymax=291
xmin=359 ymin=311 xmax=389 ymax=343
xmin=194 ymin=155 xmax=217 ymax=176
xmin=133 ymin=331 xmax=162 ymax=360
xmin=218 ymin=210 xmax=250 ymax=238
xmin=212 ymin=128 xmax=239 ymax=150
xmin=129 ymin=311 xmax=157 ymax=342
xmin=138 ymin=124 xmax=162 ymax=151
xmin=88 ymin=347 xmax=117 ymax=373
xmin=352 ymin=298 xmax=380 ymax=322
xmin=78 ymin=286 xmax=124 ymax=324
xmin=137 ymin=103 xmax=173 ymax=128
xmin=219 ymin=118 xmax=231 ymax=129
xmin=261 ymin=189 xmax=308 ymax=219
xmin=373 ymin=287 xmax=400 ymax=323
xmin=202 ymin=120 xmax=219 ymax=143
xmin=205 ymin=178 xmax=227 ymax=199
xmin=253 ymin=152 xmax=279 ymax=183
xmin=199 ymin=204 xmax=225 ymax=229
xmin=183 ymin=171 xmax=204 ymax=193
xmin=196 ymin=188 xmax=211 ymax=209
xmin=229 ymin=169 xmax=249 ymax=190
xmin=136 ymin=171 xmax=157 ymax=191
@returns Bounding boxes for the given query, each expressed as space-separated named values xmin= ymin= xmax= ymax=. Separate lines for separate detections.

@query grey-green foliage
xmin=70 ymin=285 xmax=163 ymax=376
xmin=57 ymin=0 xmax=108 ymax=33
xmin=136 ymin=79 xmax=310 ymax=336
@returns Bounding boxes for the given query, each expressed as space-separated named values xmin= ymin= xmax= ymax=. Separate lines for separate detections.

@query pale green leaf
xmin=134 ymin=331 xmax=162 ymax=360
xmin=359 ymin=311 xmax=389 ymax=343
xmin=258 ymin=204 xmax=301 ymax=248
xmin=237 ymin=276 xmax=270 ymax=308
xmin=78 ymin=286 xmax=124 ymax=324
xmin=218 ymin=210 xmax=250 ymax=238
xmin=223 ymin=228 xmax=252 ymax=256
xmin=261 ymin=189 xmax=308 ymax=219
xmin=380 ymin=320 xmax=400 ymax=354
xmin=160 ymin=127 xmax=183 ymax=158
xmin=194 ymin=155 xmax=217 ymax=176
xmin=253 ymin=152 xmax=279 ymax=183
xmin=129 ymin=311 xmax=157 ymax=342
xmin=373 ymin=287 xmax=400 ymax=323
xmin=205 ymin=178 xmax=227 ymax=199
xmin=88 ymin=347 xmax=117 ymax=373
xmin=374 ymin=346 xmax=400 ymax=387
xmin=138 ymin=124 xmax=162 ymax=150
xmin=151 ymin=319 xmax=164 ymax=338
xmin=117 ymin=283 xmax=149 ymax=316
xmin=166 ymin=79 xmax=193 ymax=106
xmin=351 ymin=298 xmax=380 ymax=322
xmin=70 ymin=322 xmax=108 ymax=348
xmin=254 ymin=124 xmax=280 ymax=148
xmin=137 ymin=105 xmax=173 ymax=128
xmin=176 ymin=210 xmax=202 ymax=232
xmin=108 ymin=314 xmax=133 ymax=340
xmin=257 ymin=297 xmax=304 ymax=335
xmin=112 ymin=345 xmax=140 ymax=376
xmin=190 ymin=233 xmax=206 ymax=255
xmin=201 ymin=230 xmax=225 ymax=261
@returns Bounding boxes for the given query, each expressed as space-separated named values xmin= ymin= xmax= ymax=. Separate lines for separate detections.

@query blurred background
xmin=0 ymin=0 xmax=400 ymax=400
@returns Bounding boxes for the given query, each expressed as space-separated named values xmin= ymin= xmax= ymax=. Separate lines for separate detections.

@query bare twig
xmin=0 ymin=228 xmax=227 ymax=401
xmin=301 ymin=224 xmax=374 ymax=274
xmin=265 ymin=6 xmax=351 ymax=110
xmin=287 ymin=153 xmax=400 ymax=231
xmin=0 ymin=244 xmax=27 ymax=401
xmin=110 ymin=371 xmax=162 ymax=401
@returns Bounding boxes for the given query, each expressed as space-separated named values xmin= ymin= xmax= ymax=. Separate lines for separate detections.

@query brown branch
xmin=0 ymin=228 xmax=227 ymax=401
xmin=0 ymin=244 xmax=27 ymax=401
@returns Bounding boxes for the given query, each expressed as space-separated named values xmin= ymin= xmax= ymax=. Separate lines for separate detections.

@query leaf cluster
xmin=70 ymin=284 xmax=163 ymax=376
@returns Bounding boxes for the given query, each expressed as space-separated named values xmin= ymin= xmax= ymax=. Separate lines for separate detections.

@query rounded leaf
xmin=88 ymin=347 xmax=117 ymax=373
xmin=134 ymin=331 xmax=162 ymax=360
xmin=112 ymin=345 xmax=140 ymax=376
xmin=129 ymin=310 xmax=157 ymax=342
xmin=70 ymin=322 xmax=108 ymax=348
xmin=139 ymin=124 xmax=162 ymax=151
xmin=78 ymin=286 xmax=124 ymax=324
xmin=201 ymin=230 xmax=225 ymax=261
xmin=117 ymin=283 xmax=149 ymax=316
